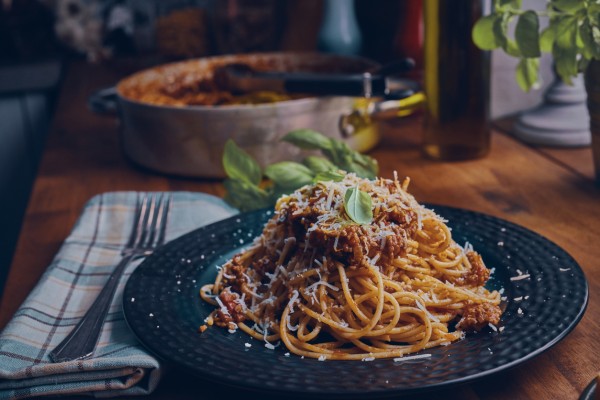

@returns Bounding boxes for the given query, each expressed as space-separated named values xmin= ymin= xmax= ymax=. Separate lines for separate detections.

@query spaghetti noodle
xmin=201 ymin=174 xmax=502 ymax=360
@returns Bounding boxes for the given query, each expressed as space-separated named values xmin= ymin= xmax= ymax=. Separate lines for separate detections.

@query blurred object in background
xmin=155 ymin=1 xmax=211 ymax=59
xmin=212 ymin=0 xmax=286 ymax=54
xmin=0 ymin=0 xmax=62 ymax=294
xmin=103 ymin=0 xmax=135 ymax=56
xmin=279 ymin=0 xmax=322 ymax=52
xmin=53 ymin=0 xmax=109 ymax=61
xmin=514 ymin=72 xmax=590 ymax=147
xmin=0 ymin=0 xmax=57 ymax=63
xmin=355 ymin=0 xmax=401 ymax=65
xmin=392 ymin=0 xmax=423 ymax=73
xmin=317 ymin=0 xmax=361 ymax=56
xmin=422 ymin=0 xmax=490 ymax=161
xmin=127 ymin=0 xmax=156 ymax=54
xmin=155 ymin=5 xmax=209 ymax=59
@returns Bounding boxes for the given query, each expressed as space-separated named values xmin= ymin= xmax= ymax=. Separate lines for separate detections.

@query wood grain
xmin=1 ymin=61 xmax=599 ymax=400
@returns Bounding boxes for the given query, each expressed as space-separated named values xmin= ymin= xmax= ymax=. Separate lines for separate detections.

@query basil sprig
xmin=344 ymin=186 xmax=373 ymax=225
xmin=471 ymin=0 xmax=600 ymax=91
xmin=222 ymin=130 xmax=378 ymax=212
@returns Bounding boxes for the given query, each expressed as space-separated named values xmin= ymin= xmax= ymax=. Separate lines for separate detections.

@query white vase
xmin=513 ymin=73 xmax=591 ymax=147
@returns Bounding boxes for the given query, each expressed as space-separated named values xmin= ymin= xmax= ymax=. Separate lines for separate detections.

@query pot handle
xmin=339 ymin=92 xmax=426 ymax=137
xmin=88 ymin=87 xmax=119 ymax=115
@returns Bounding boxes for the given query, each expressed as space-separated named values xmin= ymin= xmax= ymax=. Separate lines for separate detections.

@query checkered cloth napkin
xmin=0 ymin=192 xmax=238 ymax=399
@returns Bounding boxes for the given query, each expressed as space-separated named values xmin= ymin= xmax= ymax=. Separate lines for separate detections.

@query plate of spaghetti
xmin=123 ymin=174 xmax=588 ymax=397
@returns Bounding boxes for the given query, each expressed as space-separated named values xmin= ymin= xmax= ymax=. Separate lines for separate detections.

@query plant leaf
xmin=313 ymin=170 xmax=346 ymax=183
xmin=553 ymin=45 xmax=578 ymax=84
xmin=472 ymin=15 xmax=503 ymax=50
xmin=540 ymin=26 xmax=555 ymax=53
xmin=551 ymin=0 xmax=584 ymax=13
xmin=493 ymin=13 xmax=509 ymax=48
xmin=495 ymin=0 xmax=522 ymax=11
xmin=580 ymin=18 xmax=600 ymax=59
xmin=264 ymin=161 xmax=314 ymax=188
xmin=222 ymin=140 xmax=262 ymax=185
xmin=303 ymin=156 xmax=337 ymax=173
xmin=494 ymin=13 xmax=522 ymax=57
xmin=323 ymin=140 xmax=378 ymax=179
xmin=349 ymin=151 xmax=379 ymax=179
xmin=344 ymin=187 xmax=373 ymax=225
xmin=516 ymin=58 xmax=540 ymax=91
xmin=223 ymin=178 xmax=270 ymax=212
xmin=552 ymin=15 xmax=579 ymax=84
xmin=515 ymin=11 xmax=541 ymax=57
xmin=554 ymin=15 xmax=578 ymax=50
xmin=282 ymin=129 xmax=333 ymax=150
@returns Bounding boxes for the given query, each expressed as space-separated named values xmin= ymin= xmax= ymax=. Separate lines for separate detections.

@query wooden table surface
xmin=1 ymin=60 xmax=599 ymax=400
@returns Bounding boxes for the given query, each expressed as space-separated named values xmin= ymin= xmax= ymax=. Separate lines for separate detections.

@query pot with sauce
xmin=90 ymin=52 xmax=420 ymax=178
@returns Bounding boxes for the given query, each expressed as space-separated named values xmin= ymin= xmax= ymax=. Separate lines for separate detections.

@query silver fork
xmin=49 ymin=193 xmax=171 ymax=363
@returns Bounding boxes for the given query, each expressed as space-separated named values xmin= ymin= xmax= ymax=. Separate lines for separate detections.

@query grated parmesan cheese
xmin=393 ymin=354 xmax=432 ymax=362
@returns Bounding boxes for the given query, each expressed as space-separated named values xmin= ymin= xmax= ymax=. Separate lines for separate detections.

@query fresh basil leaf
xmin=551 ymin=0 xmax=584 ymax=13
xmin=282 ymin=129 xmax=333 ymax=150
xmin=505 ymin=39 xmax=523 ymax=57
xmin=554 ymin=15 xmax=578 ymax=50
xmin=313 ymin=170 xmax=345 ymax=183
xmin=349 ymin=152 xmax=378 ymax=179
xmin=222 ymin=140 xmax=262 ymax=185
xmin=589 ymin=2 xmax=600 ymax=13
xmin=516 ymin=58 xmax=540 ymax=91
xmin=472 ymin=15 xmax=503 ymax=50
xmin=493 ymin=13 xmax=522 ymax=57
xmin=322 ymin=140 xmax=378 ymax=179
xmin=580 ymin=18 xmax=600 ymax=59
xmin=493 ymin=13 xmax=509 ymax=48
xmin=223 ymin=178 xmax=270 ymax=212
xmin=515 ymin=11 xmax=541 ymax=57
xmin=303 ymin=156 xmax=337 ymax=173
xmin=344 ymin=187 xmax=373 ymax=225
xmin=553 ymin=45 xmax=578 ymax=84
xmin=265 ymin=161 xmax=314 ymax=189
xmin=540 ymin=26 xmax=555 ymax=53
xmin=552 ymin=16 xmax=579 ymax=84
xmin=495 ymin=0 xmax=522 ymax=11
xmin=322 ymin=140 xmax=352 ymax=170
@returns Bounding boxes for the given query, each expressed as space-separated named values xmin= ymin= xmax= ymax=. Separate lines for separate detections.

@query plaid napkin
xmin=0 ymin=191 xmax=238 ymax=399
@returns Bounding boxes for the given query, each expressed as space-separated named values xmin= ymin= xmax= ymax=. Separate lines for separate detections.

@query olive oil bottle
xmin=422 ymin=0 xmax=490 ymax=160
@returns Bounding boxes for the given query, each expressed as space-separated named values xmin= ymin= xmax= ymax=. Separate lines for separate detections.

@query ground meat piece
xmin=221 ymin=256 xmax=248 ymax=294
xmin=388 ymin=208 xmax=417 ymax=232
xmin=456 ymin=302 xmax=502 ymax=331
xmin=465 ymin=251 xmax=491 ymax=286
xmin=251 ymin=256 xmax=273 ymax=276
xmin=381 ymin=224 xmax=410 ymax=260
xmin=307 ymin=222 xmax=410 ymax=267
xmin=215 ymin=290 xmax=246 ymax=326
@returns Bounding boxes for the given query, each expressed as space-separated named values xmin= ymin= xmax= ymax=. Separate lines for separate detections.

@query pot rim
xmin=115 ymin=51 xmax=379 ymax=112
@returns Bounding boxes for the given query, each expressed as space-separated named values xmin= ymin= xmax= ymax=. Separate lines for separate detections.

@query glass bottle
xmin=422 ymin=0 xmax=490 ymax=160
xmin=317 ymin=0 xmax=362 ymax=56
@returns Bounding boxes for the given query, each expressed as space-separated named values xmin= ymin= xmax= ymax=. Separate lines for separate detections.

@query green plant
xmin=472 ymin=0 xmax=600 ymax=91
xmin=222 ymin=129 xmax=378 ymax=213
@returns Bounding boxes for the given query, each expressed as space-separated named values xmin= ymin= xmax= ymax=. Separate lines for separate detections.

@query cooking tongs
xmin=216 ymin=59 xmax=420 ymax=101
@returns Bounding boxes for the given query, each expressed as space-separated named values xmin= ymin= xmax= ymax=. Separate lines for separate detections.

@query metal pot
xmin=91 ymin=52 xmax=419 ymax=178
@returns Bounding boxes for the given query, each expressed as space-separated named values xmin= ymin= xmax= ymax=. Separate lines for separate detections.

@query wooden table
xmin=1 ymin=60 xmax=599 ymax=400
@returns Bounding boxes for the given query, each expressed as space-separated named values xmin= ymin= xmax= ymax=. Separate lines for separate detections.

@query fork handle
xmin=49 ymin=254 xmax=136 ymax=363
